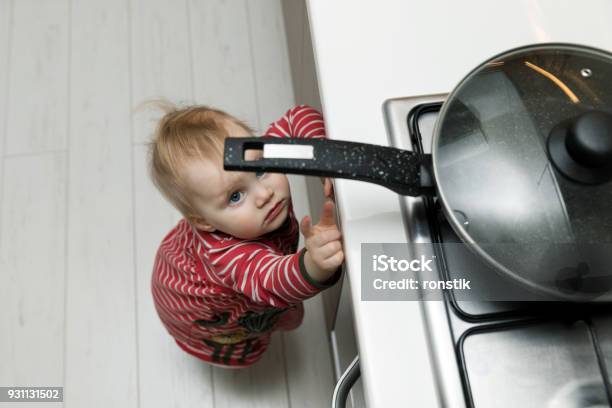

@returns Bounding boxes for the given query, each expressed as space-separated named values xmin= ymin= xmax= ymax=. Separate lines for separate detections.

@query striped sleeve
xmin=205 ymin=242 xmax=335 ymax=308
xmin=264 ymin=105 xmax=326 ymax=139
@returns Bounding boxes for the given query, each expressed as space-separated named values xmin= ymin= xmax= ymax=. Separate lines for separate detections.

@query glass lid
xmin=432 ymin=44 xmax=612 ymax=300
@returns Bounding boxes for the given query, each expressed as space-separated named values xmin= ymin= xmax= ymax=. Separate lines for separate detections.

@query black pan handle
xmin=224 ymin=137 xmax=434 ymax=197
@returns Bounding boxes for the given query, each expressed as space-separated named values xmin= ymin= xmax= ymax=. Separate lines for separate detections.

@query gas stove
xmin=383 ymin=95 xmax=612 ymax=408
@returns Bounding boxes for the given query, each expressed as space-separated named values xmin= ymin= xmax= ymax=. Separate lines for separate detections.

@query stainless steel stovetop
xmin=383 ymin=95 xmax=612 ymax=408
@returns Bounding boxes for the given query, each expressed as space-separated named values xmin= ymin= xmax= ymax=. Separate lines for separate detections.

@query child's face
xmin=182 ymin=132 xmax=291 ymax=240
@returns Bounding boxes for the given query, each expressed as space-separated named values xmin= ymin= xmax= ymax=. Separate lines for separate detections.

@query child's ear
xmin=190 ymin=216 xmax=216 ymax=232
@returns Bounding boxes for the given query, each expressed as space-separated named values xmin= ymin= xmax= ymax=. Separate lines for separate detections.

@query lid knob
xmin=566 ymin=111 xmax=612 ymax=167
xmin=548 ymin=110 xmax=612 ymax=184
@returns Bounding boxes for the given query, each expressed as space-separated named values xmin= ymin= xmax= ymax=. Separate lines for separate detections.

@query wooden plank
xmin=64 ymin=0 xmax=137 ymax=406
xmin=280 ymin=0 xmax=306 ymax=105
xmin=300 ymin=9 xmax=322 ymax=111
xmin=212 ymin=333 xmax=290 ymax=408
xmin=292 ymin=1 xmax=337 ymax=335
xmin=188 ymin=0 xmax=260 ymax=130
xmin=245 ymin=0 xmax=311 ymax=243
xmin=186 ymin=8 xmax=302 ymax=395
xmin=5 ymin=0 xmax=69 ymax=155
xmin=0 ymin=0 xmax=11 ymax=252
xmin=0 ymin=5 xmax=66 ymax=407
xmin=130 ymin=0 xmax=193 ymax=145
xmin=244 ymin=0 xmax=294 ymax=128
xmin=247 ymin=2 xmax=336 ymax=406
xmin=0 ymin=0 xmax=10 ymax=163
xmin=132 ymin=144 xmax=216 ymax=407
xmin=283 ymin=298 xmax=336 ymax=408
xmin=0 ymin=153 xmax=66 ymax=408
xmin=129 ymin=1 xmax=215 ymax=404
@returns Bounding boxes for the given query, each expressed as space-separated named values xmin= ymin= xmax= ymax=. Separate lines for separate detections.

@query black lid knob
xmin=566 ymin=111 xmax=612 ymax=167
xmin=548 ymin=110 xmax=612 ymax=184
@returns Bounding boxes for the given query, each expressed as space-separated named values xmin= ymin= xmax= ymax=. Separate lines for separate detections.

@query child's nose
xmin=255 ymin=184 xmax=274 ymax=207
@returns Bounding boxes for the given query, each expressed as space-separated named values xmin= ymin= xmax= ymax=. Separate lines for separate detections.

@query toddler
xmin=149 ymin=104 xmax=343 ymax=367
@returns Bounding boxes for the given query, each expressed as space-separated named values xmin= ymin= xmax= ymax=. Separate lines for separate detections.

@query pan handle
xmin=224 ymin=137 xmax=434 ymax=197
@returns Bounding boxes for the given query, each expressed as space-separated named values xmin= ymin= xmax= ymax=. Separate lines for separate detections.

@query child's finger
xmin=318 ymin=200 xmax=336 ymax=227
xmin=324 ymin=178 xmax=333 ymax=198
xmin=300 ymin=215 xmax=313 ymax=238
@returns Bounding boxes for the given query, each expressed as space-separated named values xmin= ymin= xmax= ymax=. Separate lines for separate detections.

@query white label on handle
xmin=263 ymin=144 xmax=314 ymax=159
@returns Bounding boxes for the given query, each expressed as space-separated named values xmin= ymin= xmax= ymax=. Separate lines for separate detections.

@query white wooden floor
xmin=0 ymin=1 xmax=336 ymax=407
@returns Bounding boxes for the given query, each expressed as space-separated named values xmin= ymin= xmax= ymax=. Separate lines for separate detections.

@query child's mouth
xmin=265 ymin=200 xmax=285 ymax=223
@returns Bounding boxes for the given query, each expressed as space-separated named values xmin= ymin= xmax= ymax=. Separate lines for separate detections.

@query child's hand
xmin=300 ymin=200 xmax=344 ymax=284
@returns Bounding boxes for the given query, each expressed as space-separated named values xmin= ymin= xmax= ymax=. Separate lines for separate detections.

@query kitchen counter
xmin=305 ymin=1 xmax=612 ymax=406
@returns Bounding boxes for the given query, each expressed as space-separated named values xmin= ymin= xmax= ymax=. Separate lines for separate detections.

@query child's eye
xmin=255 ymin=171 xmax=265 ymax=179
xmin=228 ymin=191 xmax=245 ymax=205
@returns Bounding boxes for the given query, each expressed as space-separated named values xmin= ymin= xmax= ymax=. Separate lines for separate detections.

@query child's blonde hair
xmin=147 ymin=101 xmax=253 ymax=221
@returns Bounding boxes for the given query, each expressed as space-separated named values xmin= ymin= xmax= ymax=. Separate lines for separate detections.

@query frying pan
xmin=224 ymin=43 xmax=612 ymax=302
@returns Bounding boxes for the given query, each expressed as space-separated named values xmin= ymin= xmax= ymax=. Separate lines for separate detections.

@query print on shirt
xmin=194 ymin=312 xmax=230 ymax=328
xmin=196 ymin=307 xmax=291 ymax=345
xmin=238 ymin=307 xmax=289 ymax=334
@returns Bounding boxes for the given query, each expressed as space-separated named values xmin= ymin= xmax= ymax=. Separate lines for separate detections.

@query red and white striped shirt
xmin=151 ymin=105 xmax=340 ymax=367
